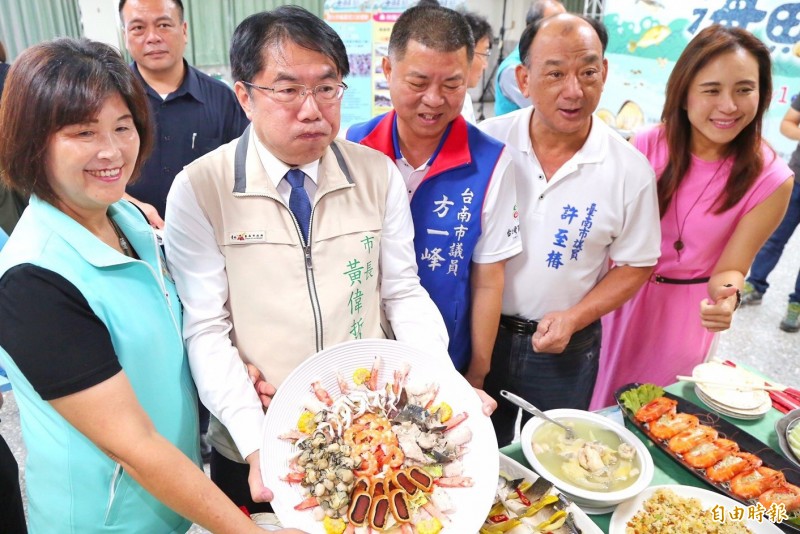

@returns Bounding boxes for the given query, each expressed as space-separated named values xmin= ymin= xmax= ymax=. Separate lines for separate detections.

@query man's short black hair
xmin=119 ymin=0 xmax=185 ymax=23
xmin=519 ymin=15 xmax=608 ymax=66
xmin=389 ymin=4 xmax=474 ymax=62
xmin=230 ymin=5 xmax=349 ymax=84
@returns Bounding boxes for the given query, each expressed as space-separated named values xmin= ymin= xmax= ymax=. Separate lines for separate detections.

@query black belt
xmin=653 ymin=274 xmax=710 ymax=285
xmin=500 ymin=315 xmax=538 ymax=335
xmin=499 ymin=315 xmax=600 ymax=351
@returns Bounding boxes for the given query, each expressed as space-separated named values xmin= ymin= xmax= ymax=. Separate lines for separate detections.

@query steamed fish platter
xmin=481 ymin=474 xmax=572 ymax=534
xmin=531 ymin=419 xmax=640 ymax=492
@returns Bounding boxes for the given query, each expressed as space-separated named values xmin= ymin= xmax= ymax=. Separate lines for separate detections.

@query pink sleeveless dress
xmin=590 ymin=125 xmax=791 ymax=410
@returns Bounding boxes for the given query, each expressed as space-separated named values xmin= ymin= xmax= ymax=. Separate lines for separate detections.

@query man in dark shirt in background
xmin=119 ymin=0 xmax=248 ymax=462
xmin=119 ymin=0 xmax=248 ymax=228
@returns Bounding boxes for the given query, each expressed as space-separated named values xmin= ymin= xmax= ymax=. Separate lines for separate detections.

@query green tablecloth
xmin=499 ymin=382 xmax=787 ymax=533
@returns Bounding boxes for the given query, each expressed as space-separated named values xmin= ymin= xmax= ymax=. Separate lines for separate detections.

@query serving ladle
xmin=500 ymin=390 xmax=576 ymax=440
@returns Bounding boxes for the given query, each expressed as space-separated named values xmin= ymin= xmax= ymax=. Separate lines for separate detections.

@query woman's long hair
xmin=658 ymin=24 xmax=773 ymax=217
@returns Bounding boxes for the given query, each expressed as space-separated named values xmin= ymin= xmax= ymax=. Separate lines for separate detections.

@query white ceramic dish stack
xmin=692 ymin=362 xmax=771 ymax=419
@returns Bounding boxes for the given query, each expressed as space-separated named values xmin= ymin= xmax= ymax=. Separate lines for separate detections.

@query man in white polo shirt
xmin=478 ymin=13 xmax=660 ymax=446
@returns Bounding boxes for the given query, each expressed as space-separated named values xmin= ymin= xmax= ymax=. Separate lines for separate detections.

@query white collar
xmin=252 ymin=133 xmax=320 ymax=186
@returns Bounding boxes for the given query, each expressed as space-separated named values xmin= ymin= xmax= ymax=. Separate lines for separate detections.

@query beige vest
xmin=186 ymin=129 xmax=392 ymax=460
xmin=187 ymin=127 xmax=392 ymax=385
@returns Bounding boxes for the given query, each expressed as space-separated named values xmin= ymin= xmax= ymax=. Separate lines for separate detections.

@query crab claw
xmin=293 ymin=496 xmax=319 ymax=510
xmin=281 ymin=471 xmax=306 ymax=484
xmin=434 ymin=476 xmax=474 ymax=487
xmin=443 ymin=411 xmax=469 ymax=431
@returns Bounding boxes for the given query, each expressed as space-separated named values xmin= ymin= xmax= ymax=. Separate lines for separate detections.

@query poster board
xmin=324 ymin=0 xmax=466 ymax=129
xmin=599 ymin=0 xmax=799 ymax=160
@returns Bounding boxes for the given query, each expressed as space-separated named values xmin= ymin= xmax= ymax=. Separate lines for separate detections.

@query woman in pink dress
xmin=590 ymin=25 xmax=794 ymax=409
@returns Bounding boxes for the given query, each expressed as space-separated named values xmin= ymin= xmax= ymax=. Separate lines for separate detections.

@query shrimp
xmin=648 ymin=412 xmax=699 ymax=440
xmin=635 ymin=397 xmax=677 ymax=423
xmin=730 ymin=467 xmax=786 ymax=500
xmin=667 ymin=424 xmax=718 ymax=454
xmin=706 ymin=452 xmax=763 ymax=482
xmin=381 ymin=445 xmax=405 ymax=468
xmin=354 ymin=454 xmax=379 ymax=478
xmin=367 ymin=355 xmax=381 ymax=391
xmin=682 ymin=438 xmax=738 ymax=469
xmin=312 ymin=380 xmax=334 ymax=406
xmin=759 ymin=483 xmax=800 ymax=513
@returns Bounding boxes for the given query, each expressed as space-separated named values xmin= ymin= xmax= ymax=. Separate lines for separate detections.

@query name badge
xmin=229 ymin=231 xmax=266 ymax=243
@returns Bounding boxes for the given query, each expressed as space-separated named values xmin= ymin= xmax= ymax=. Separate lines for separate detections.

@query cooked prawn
xmin=759 ymin=483 xmax=800 ymax=512
xmin=682 ymin=438 xmax=738 ymax=469
xmin=649 ymin=412 xmax=699 ymax=440
xmin=635 ymin=397 xmax=677 ymax=423
xmin=730 ymin=466 xmax=786 ymax=500
xmin=381 ymin=445 xmax=405 ymax=468
xmin=667 ymin=424 xmax=718 ymax=454
xmin=354 ymin=454 xmax=379 ymax=478
xmin=706 ymin=452 xmax=763 ymax=482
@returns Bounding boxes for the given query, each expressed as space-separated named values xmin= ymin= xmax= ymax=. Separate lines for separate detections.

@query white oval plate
xmin=610 ymin=484 xmax=782 ymax=533
xmin=260 ymin=339 xmax=498 ymax=533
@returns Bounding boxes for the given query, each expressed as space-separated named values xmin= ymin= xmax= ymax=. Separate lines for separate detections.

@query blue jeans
xmin=484 ymin=320 xmax=601 ymax=448
xmin=747 ymin=180 xmax=800 ymax=303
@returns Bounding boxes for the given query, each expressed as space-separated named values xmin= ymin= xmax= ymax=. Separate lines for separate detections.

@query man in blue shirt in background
xmin=119 ymin=0 xmax=248 ymax=462
xmin=119 ymin=0 xmax=248 ymax=228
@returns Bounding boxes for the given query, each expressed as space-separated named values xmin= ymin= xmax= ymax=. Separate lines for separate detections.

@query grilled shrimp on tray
xmin=277 ymin=356 xmax=475 ymax=534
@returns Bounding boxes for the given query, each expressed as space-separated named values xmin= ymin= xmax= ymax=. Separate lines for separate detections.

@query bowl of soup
xmin=520 ymin=409 xmax=653 ymax=513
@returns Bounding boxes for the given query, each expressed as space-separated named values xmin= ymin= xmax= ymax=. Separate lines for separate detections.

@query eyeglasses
xmin=242 ymin=81 xmax=348 ymax=104
xmin=475 ymin=50 xmax=492 ymax=59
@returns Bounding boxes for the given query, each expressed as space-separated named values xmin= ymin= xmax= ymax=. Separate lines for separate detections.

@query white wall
xmin=78 ymin=0 xmax=122 ymax=51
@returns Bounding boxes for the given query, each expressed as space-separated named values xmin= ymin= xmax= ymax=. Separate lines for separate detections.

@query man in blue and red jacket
xmin=348 ymin=3 xmax=521 ymax=389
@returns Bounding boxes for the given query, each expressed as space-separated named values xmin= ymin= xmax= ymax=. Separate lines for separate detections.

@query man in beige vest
xmin=163 ymin=6 xmax=454 ymax=515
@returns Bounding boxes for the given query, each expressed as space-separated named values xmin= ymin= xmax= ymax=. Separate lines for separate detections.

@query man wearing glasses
xmin=347 ymin=4 xmax=520 ymax=392
xmin=163 ymin=6 xmax=450 ymax=514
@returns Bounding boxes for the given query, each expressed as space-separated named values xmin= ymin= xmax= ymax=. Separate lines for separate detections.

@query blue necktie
xmin=286 ymin=168 xmax=312 ymax=243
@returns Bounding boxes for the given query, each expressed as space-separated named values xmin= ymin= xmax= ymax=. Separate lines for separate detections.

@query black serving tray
xmin=615 ymin=383 xmax=800 ymax=532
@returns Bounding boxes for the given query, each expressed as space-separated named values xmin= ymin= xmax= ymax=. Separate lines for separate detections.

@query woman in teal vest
xmin=0 ymin=38 xmax=305 ymax=534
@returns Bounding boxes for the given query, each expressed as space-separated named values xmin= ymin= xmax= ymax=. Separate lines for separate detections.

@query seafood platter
xmin=261 ymin=339 xmax=498 ymax=533
xmin=479 ymin=453 xmax=603 ymax=533
xmin=615 ymin=383 xmax=800 ymax=531
xmin=519 ymin=408 xmax=654 ymax=514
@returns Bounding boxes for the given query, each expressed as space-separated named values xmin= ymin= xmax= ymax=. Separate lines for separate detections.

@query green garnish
xmin=619 ymin=383 xmax=665 ymax=413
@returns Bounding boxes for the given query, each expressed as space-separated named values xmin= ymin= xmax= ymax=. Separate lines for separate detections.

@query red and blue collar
xmin=360 ymin=111 xmax=472 ymax=177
